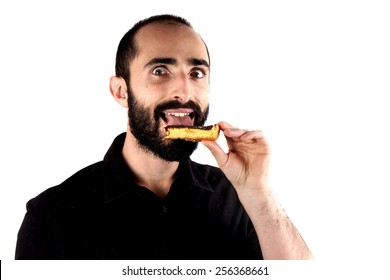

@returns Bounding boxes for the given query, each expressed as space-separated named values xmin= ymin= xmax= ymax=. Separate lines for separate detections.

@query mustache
xmin=154 ymin=100 xmax=207 ymax=125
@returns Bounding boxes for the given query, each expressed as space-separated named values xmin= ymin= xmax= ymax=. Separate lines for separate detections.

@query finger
xmin=218 ymin=121 xmax=266 ymax=140
xmin=201 ymin=140 xmax=228 ymax=168
xmin=223 ymin=127 xmax=250 ymax=139
xmin=239 ymin=131 xmax=271 ymax=154
xmin=216 ymin=121 xmax=234 ymax=130
xmin=239 ymin=130 xmax=266 ymax=142
xmin=216 ymin=122 xmax=245 ymax=137
xmin=217 ymin=121 xmax=269 ymax=149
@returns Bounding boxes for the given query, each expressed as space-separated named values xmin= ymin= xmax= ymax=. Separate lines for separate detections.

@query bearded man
xmin=15 ymin=14 xmax=313 ymax=260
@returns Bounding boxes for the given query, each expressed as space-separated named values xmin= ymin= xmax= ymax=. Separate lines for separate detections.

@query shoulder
xmin=27 ymin=161 xmax=105 ymax=213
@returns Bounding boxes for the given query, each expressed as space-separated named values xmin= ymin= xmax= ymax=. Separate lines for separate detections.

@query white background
xmin=1 ymin=0 xmax=389 ymax=277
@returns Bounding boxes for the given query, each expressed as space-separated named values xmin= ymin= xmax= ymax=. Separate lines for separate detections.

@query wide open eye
xmin=152 ymin=66 xmax=169 ymax=76
xmin=190 ymin=68 xmax=207 ymax=79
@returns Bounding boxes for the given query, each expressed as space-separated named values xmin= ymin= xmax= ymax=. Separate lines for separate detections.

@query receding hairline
xmin=134 ymin=20 xmax=200 ymax=47
xmin=115 ymin=14 xmax=210 ymax=82
xmin=132 ymin=20 xmax=209 ymax=67
xmin=131 ymin=15 xmax=194 ymax=43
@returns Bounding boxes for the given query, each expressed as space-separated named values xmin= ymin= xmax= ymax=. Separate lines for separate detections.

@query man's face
xmin=127 ymin=23 xmax=210 ymax=161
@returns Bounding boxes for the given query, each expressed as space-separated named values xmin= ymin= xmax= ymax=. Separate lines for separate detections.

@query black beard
xmin=127 ymin=89 xmax=209 ymax=162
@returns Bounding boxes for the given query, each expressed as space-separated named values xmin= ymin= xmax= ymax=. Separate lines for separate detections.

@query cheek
xmin=132 ymin=84 xmax=164 ymax=108
xmin=197 ymin=86 xmax=210 ymax=110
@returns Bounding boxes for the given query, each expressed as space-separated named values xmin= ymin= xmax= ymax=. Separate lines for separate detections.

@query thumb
xmin=201 ymin=140 xmax=228 ymax=168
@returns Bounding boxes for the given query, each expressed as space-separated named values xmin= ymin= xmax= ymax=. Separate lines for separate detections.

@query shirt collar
xmin=102 ymin=133 xmax=214 ymax=204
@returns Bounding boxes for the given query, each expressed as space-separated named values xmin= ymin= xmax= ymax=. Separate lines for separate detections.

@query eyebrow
xmin=188 ymin=58 xmax=210 ymax=68
xmin=144 ymin=57 xmax=210 ymax=69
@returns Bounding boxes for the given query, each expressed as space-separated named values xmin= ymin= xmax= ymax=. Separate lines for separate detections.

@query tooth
xmin=168 ymin=112 xmax=189 ymax=117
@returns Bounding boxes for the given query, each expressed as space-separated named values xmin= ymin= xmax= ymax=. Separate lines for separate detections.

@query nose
xmin=171 ymin=73 xmax=192 ymax=103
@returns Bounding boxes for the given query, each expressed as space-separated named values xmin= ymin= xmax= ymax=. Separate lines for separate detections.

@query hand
xmin=202 ymin=121 xmax=271 ymax=194
xmin=204 ymin=122 xmax=314 ymax=260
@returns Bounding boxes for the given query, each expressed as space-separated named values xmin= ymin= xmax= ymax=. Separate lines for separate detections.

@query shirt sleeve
xmin=15 ymin=196 xmax=62 ymax=259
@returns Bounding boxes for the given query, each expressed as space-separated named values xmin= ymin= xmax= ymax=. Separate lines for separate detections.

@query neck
xmin=121 ymin=130 xmax=179 ymax=198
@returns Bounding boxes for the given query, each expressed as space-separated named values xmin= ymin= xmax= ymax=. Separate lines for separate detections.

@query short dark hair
xmin=115 ymin=14 xmax=194 ymax=85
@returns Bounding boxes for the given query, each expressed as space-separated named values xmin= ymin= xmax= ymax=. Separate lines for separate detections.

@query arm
xmin=202 ymin=121 xmax=314 ymax=260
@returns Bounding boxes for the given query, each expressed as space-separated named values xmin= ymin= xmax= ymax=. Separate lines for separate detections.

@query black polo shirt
xmin=15 ymin=133 xmax=262 ymax=260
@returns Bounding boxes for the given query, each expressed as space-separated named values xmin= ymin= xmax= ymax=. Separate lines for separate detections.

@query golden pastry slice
xmin=165 ymin=124 xmax=220 ymax=142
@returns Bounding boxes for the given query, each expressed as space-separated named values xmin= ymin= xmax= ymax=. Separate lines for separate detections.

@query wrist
xmin=237 ymin=186 xmax=280 ymax=214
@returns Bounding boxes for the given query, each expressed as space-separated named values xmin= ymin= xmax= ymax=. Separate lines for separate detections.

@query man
xmin=15 ymin=14 xmax=313 ymax=260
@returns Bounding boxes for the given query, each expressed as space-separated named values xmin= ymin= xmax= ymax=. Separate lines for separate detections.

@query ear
xmin=109 ymin=76 xmax=128 ymax=108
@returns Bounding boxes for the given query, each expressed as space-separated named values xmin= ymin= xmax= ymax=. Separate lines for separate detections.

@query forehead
xmin=134 ymin=22 xmax=209 ymax=64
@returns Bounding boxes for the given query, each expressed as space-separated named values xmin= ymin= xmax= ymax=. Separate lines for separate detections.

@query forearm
xmin=201 ymin=123 xmax=313 ymax=259
xmin=238 ymin=189 xmax=314 ymax=260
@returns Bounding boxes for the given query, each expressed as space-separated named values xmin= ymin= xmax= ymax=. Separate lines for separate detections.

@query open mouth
xmin=160 ymin=109 xmax=196 ymax=127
